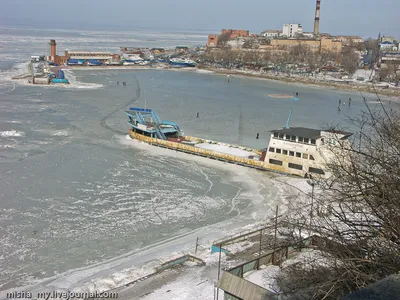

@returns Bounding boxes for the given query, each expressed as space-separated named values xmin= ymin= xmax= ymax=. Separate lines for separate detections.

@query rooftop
xmin=335 ymin=35 xmax=362 ymax=39
xmin=263 ymin=30 xmax=282 ymax=33
xmin=270 ymin=127 xmax=352 ymax=139
xmin=271 ymin=127 xmax=322 ymax=139
xmin=67 ymin=51 xmax=112 ymax=54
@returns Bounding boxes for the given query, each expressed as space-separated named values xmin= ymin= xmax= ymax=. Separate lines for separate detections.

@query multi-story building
xmin=381 ymin=36 xmax=397 ymax=44
xmin=379 ymin=41 xmax=398 ymax=52
xmin=334 ymin=35 xmax=364 ymax=46
xmin=380 ymin=52 xmax=400 ymax=66
xmin=207 ymin=29 xmax=249 ymax=47
xmin=268 ymin=38 xmax=342 ymax=53
xmin=263 ymin=127 xmax=352 ymax=178
xmin=282 ymin=24 xmax=303 ymax=38
xmin=66 ymin=51 xmax=113 ymax=60
xmin=221 ymin=29 xmax=249 ymax=39
xmin=260 ymin=30 xmax=282 ymax=38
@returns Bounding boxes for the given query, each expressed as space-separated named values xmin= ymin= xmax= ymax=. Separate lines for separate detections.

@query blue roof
xmin=380 ymin=41 xmax=394 ymax=44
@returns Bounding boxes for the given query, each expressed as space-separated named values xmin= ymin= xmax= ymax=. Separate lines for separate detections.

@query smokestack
xmin=49 ymin=39 xmax=57 ymax=57
xmin=314 ymin=0 xmax=321 ymax=40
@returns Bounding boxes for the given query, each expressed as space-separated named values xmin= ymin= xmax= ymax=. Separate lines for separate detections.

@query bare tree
xmin=365 ymin=38 xmax=380 ymax=67
xmin=218 ymin=32 xmax=231 ymax=46
xmin=378 ymin=67 xmax=391 ymax=82
xmin=388 ymin=62 xmax=400 ymax=85
xmin=341 ymin=47 xmax=360 ymax=75
xmin=289 ymin=44 xmax=309 ymax=63
xmin=276 ymin=104 xmax=400 ymax=299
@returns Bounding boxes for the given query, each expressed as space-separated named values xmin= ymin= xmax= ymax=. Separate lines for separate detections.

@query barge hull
xmin=129 ymin=130 xmax=269 ymax=171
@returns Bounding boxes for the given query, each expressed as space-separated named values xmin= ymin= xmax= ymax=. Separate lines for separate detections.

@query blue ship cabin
xmin=125 ymin=108 xmax=183 ymax=140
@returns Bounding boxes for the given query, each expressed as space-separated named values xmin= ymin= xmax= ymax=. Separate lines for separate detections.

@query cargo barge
xmin=126 ymin=108 xmax=267 ymax=171
xmin=126 ymin=108 xmax=352 ymax=178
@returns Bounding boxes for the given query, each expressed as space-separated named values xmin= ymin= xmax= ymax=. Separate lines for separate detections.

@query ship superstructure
xmin=125 ymin=108 xmax=183 ymax=140
xmin=264 ymin=127 xmax=352 ymax=177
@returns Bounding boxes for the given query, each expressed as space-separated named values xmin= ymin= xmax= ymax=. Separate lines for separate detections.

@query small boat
xmin=122 ymin=61 xmax=137 ymax=66
xmin=67 ymin=59 xmax=85 ymax=66
xmin=169 ymin=58 xmax=196 ymax=68
xmin=87 ymin=59 xmax=103 ymax=66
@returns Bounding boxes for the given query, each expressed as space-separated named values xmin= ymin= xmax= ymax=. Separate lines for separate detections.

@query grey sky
xmin=1 ymin=0 xmax=398 ymax=38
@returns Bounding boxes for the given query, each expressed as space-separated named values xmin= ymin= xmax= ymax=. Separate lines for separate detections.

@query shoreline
xmin=10 ymin=63 xmax=400 ymax=98
xmin=205 ymin=67 xmax=400 ymax=98
xmin=69 ymin=64 xmax=400 ymax=98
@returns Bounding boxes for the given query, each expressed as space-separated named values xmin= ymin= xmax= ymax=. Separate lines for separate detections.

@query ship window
xmin=274 ymin=133 xmax=278 ymax=138
xmin=288 ymin=163 xmax=303 ymax=170
xmin=309 ymin=167 xmax=325 ymax=175
xmin=291 ymin=135 xmax=296 ymax=141
xmin=302 ymin=153 xmax=308 ymax=159
xmin=269 ymin=159 xmax=283 ymax=166
xmin=309 ymin=155 xmax=315 ymax=160
xmin=304 ymin=138 xmax=309 ymax=143
xmin=269 ymin=147 xmax=275 ymax=152
xmin=283 ymin=150 xmax=288 ymax=155
xmin=285 ymin=135 xmax=291 ymax=140
xmin=296 ymin=152 xmax=301 ymax=158
xmin=298 ymin=137 xmax=304 ymax=142
xmin=289 ymin=151 xmax=295 ymax=156
xmin=276 ymin=148 xmax=281 ymax=154
xmin=311 ymin=139 xmax=316 ymax=145
xmin=279 ymin=134 xmax=284 ymax=139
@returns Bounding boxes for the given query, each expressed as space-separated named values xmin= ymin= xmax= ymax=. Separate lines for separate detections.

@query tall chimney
xmin=314 ymin=0 xmax=321 ymax=40
xmin=50 ymin=39 xmax=57 ymax=57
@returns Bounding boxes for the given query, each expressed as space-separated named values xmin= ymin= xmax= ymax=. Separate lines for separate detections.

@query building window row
xmin=273 ymin=133 xmax=316 ymax=145
xmin=268 ymin=159 xmax=325 ymax=175
xmin=70 ymin=53 xmax=109 ymax=57
xmin=269 ymin=147 xmax=315 ymax=160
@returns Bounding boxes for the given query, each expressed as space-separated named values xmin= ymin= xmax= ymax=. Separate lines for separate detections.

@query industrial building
xmin=263 ymin=38 xmax=342 ymax=53
xmin=282 ymin=24 xmax=303 ymax=38
xmin=207 ymin=0 xmax=342 ymax=53
xmin=48 ymin=39 xmax=119 ymax=66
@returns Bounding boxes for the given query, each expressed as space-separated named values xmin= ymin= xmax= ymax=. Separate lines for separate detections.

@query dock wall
xmin=129 ymin=130 xmax=267 ymax=170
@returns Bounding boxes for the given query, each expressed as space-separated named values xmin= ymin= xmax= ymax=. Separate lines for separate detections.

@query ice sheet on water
xmin=62 ymin=69 xmax=104 ymax=90
xmin=0 ymin=130 xmax=25 ymax=137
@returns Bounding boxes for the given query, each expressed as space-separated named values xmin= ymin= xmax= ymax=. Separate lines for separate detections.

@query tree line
xmin=198 ymin=44 xmax=361 ymax=75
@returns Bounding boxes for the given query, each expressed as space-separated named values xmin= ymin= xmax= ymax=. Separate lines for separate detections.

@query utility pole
xmin=272 ymin=205 xmax=279 ymax=264
xmin=216 ymin=243 xmax=223 ymax=300
xmin=195 ymin=237 xmax=199 ymax=254
xmin=238 ymin=105 xmax=243 ymax=145
xmin=309 ymin=181 xmax=315 ymax=236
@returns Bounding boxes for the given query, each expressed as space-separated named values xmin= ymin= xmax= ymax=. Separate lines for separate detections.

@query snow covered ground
xmin=243 ymin=249 xmax=335 ymax=295
xmin=352 ymin=69 xmax=375 ymax=81
xmin=195 ymin=143 xmax=260 ymax=159
xmin=245 ymin=265 xmax=281 ymax=294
